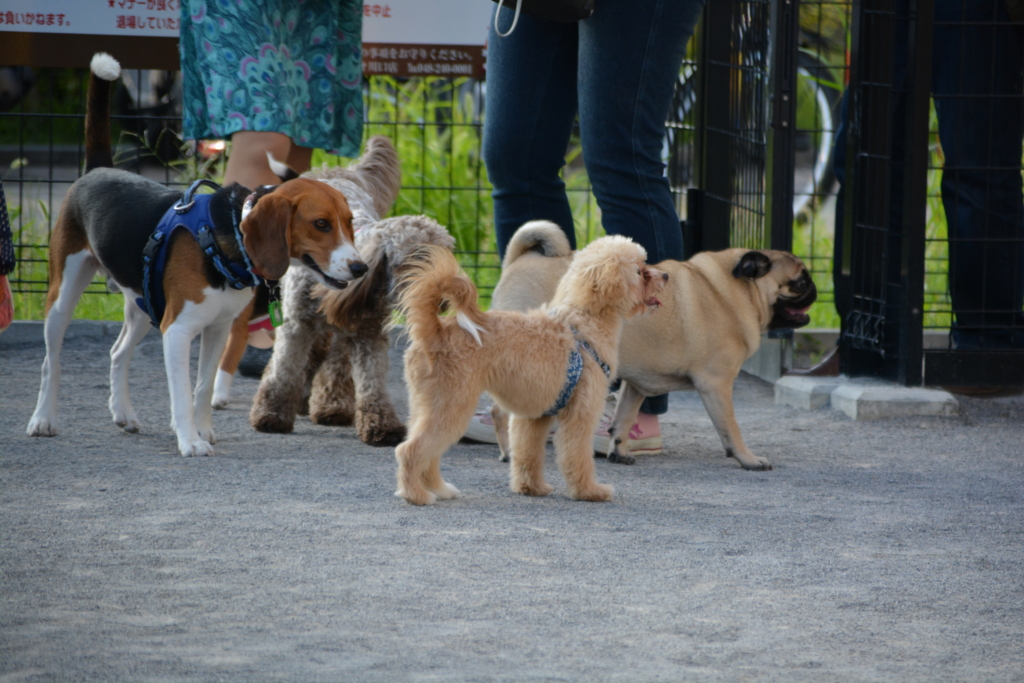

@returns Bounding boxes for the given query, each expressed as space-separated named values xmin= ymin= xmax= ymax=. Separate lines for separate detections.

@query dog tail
xmin=85 ymin=52 xmax=121 ymax=172
xmin=348 ymin=135 xmax=402 ymax=218
xmin=502 ymin=220 xmax=572 ymax=269
xmin=266 ymin=152 xmax=300 ymax=182
xmin=395 ymin=245 xmax=488 ymax=352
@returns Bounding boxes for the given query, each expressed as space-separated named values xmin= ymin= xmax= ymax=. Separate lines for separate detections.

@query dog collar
xmin=241 ymin=191 xmax=258 ymax=222
xmin=543 ymin=327 xmax=612 ymax=417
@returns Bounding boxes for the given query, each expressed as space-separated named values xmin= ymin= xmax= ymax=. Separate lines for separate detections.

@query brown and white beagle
xmin=26 ymin=53 xmax=367 ymax=456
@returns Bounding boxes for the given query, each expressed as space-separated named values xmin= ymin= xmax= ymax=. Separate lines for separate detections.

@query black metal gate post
xmin=766 ymin=0 xmax=799 ymax=252
xmin=696 ymin=0 xmax=737 ymax=252
xmin=896 ymin=0 xmax=933 ymax=386
xmin=839 ymin=0 xmax=932 ymax=384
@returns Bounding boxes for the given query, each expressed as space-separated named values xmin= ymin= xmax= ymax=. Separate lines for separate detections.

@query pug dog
xmin=490 ymin=220 xmax=817 ymax=470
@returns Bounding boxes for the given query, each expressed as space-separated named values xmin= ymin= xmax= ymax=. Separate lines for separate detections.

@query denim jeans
xmin=483 ymin=0 xmax=706 ymax=414
xmin=833 ymin=0 xmax=1024 ymax=350
xmin=932 ymin=0 xmax=1024 ymax=348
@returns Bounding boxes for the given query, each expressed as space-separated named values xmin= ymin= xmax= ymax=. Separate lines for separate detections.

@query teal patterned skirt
xmin=179 ymin=0 xmax=363 ymax=157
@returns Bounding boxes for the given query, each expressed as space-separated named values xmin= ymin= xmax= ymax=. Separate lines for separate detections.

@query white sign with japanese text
xmin=362 ymin=0 xmax=491 ymax=46
xmin=0 ymin=1 xmax=492 ymax=44
xmin=0 ymin=0 xmax=180 ymax=37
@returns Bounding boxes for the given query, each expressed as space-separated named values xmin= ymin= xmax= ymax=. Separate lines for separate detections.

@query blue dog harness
xmin=543 ymin=327 xmax=612 ymax=417
xmin=138 ymin=180 xmax=264 ymax=327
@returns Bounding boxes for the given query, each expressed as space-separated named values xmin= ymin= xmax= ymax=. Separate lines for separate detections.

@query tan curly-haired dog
xmin=392 ymin=236 xmax=667 ymax=506
xmin=247 ymin=136 xmax=454 ymax=446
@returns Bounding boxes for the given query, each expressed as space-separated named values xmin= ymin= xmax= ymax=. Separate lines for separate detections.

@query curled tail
xmin=502 ymin=220 xmax=572 ymax=269
xmin=85 ymin=52 xmax=121 ymax=172
xmin=396 ymin=245 xmax=487 ymax=354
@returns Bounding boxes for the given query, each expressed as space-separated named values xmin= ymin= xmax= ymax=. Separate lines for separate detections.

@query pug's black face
xmin=769 ymin=267 xmax=817 ymax=330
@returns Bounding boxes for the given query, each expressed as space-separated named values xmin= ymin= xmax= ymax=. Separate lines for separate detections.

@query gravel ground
xmin=1 ymin=331 xmax=1023 ymax=682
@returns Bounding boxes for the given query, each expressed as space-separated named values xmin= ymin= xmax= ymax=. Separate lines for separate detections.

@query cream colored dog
xmin=392 ymin=236 xmax=667 ymax=505
xmin=490 ymin=220 xmax=818 ymax=470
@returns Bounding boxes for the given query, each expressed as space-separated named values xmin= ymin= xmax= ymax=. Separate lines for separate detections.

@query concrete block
xmin=774 ymin=375 xmax=843 ymax=410
xmin=831 ymin=383 xmax=959 ymax=420
xmin=742 ymin=336 xmax=793 ymax=384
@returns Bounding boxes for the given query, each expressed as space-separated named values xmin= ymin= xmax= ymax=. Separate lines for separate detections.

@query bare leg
xmin=285 ymin=144 xmax=313 ymax=175
xmin=224 ymin=131 xmax=294 ymax=188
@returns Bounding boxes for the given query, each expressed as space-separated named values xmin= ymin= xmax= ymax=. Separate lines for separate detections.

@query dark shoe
xmin=237 ymin=345 xmax=273 ymax=379
xmin=786 ymin=345 xmax=840 ymax=377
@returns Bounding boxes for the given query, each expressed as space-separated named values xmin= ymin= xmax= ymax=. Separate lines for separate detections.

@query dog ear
xmin=316 ymin=251 xmax=390 ymax=331
xmin=732 ymin=251 xmax=772 ymax=280
xmin=240 ymin=194 xmax=292 ymax=281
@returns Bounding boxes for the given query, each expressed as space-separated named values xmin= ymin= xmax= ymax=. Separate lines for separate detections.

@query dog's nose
xmin=661 ymin=272 xmax=669 ymax=281
xmin=350 ymin=261 xmax=369 ymax=278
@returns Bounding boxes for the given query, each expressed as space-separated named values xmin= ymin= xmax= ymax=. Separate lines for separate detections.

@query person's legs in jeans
xmin=932 ymin=0 xmax=1024 ymax=349
xmin=579 ymin=0 xmax=705 ymax=422
xmin=483 ymin=10 xmax=579 ymax=259
xmin=469 ymin=10 xmax=579 ymax=446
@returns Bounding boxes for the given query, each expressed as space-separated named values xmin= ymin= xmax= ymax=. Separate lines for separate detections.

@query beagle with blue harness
xmin=27 ymin=52 xmax=368 ymax=457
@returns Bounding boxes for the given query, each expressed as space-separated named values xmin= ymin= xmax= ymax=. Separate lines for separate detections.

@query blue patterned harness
xmin=138 ymin=180 xmax=263 ymax=328
xmin=543 ymin=327 xmax=612 ymax=417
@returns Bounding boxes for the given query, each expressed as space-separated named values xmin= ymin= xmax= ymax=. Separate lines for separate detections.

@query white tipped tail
xmin=266 ymin=152 xmax=293 ymax=179
xmin=456 ymin=311 xmax=484 ymax=346
xmin=90 ymin=53 xmax=121 ymax=81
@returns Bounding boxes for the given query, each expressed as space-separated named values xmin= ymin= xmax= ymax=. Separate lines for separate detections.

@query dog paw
xmin=178 ymin=438 xmax=214 ymax=457
xmin=250 ymin=412 xmax=295 ymax=434
xmin=211 ymin=394 xmax=230 ymax=410
xmin=198 ymin=426 xmax=217 ymax=445
xmin=728 ymin=449 xmax=773 ymax=471
xmin=607 ymin=450 xmax=636 ymax=465
xmin=570 ymin=483 xmax=614 ymax=502
xmin=110 ymin=407 xmax=142 ymax=433
xmin=26 ymin=416 xmax=58 ymax=437
xmin=511 ymin=479 xmax=554 ymax=497
xmin=309 ymin=406 xmax=355 ymax=426
xmin=395 ymin=487 xmax=437 ymax=506
xmin=430 ymin=481 xmax=460 ymax=500
xmin=356 ymin=410 xmax=406 ymax=446
xmin=741 ymin=457 xmax=772 ymax=471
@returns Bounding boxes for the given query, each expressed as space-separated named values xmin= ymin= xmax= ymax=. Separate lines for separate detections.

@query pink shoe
xmin=593 ymin=410 xmax=663 ymax=456
xmin=626 ymin=411 xmax=663 ymax=455
xmin=463 ymin=406 xmax=499 ymax=444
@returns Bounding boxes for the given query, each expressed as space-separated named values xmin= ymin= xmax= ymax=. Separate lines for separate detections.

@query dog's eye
xmin=313 ymin=219 xmax=331 ymax=232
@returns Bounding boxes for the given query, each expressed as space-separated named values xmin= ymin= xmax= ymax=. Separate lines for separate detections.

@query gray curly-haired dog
xmin=248 ymin=136 xmax=455 ymax=446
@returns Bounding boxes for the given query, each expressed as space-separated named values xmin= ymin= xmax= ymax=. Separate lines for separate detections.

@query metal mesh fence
xmin=0 ymin=69 xmax=649 ymax=316
xmin=1 ymin=1 xmax=833 ymax=329
xmin=790 ymin=0 xmax=851 ymax=329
